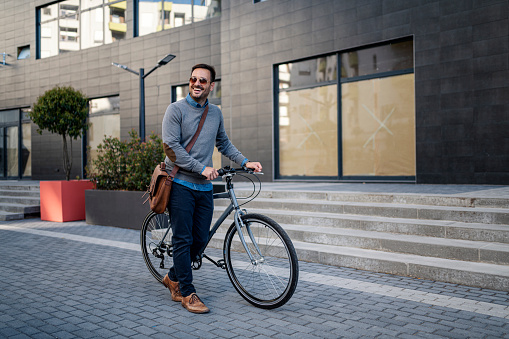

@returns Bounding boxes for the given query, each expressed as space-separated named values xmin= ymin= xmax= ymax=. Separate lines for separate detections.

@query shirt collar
xmin=186 ymin=93 xmax=208 ymax=108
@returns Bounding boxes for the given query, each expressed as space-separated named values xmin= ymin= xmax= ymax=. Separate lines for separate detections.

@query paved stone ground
xmin=1 ymin=219 xmax=508 ymax=339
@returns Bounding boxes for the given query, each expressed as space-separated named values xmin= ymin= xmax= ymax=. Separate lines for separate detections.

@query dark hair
xmin=191 ymin=64 xmax=216 ymax=83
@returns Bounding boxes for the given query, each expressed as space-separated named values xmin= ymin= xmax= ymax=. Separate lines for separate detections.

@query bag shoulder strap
xmin=169 ymin=105 xmax=209 ymax=177
xmin=185 ymin=105 xmax=209 ymax=152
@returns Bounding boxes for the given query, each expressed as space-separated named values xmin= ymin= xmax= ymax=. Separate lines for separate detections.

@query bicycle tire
xmin=223 ymin=213 xmax=299 ymax=309
xmin=140 ymin=210 xmax=173 ymax=283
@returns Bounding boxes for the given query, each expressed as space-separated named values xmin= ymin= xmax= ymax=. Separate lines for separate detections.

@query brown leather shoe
xmin=181 ymin=293 xmax=210 ymax=314
xmin=162 ymin=274 xmax=182 ymax=302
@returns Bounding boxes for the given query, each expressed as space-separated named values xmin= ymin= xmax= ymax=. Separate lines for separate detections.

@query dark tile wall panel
xmin=0 ymin=0 xmax=507 ymax=183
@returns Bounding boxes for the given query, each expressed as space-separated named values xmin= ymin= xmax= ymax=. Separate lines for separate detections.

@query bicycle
xmin=140 ymin=166 xmax=299 ymax=309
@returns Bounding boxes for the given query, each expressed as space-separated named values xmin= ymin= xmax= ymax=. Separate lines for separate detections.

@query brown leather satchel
xmin=146 ymin=106 xmax=209 ymax=214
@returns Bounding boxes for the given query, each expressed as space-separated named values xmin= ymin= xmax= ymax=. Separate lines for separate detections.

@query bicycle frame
xmin=202 ymin=173 xmax=264 ymax=266
xmin=154 ymin=171 xmax=264 ymax=269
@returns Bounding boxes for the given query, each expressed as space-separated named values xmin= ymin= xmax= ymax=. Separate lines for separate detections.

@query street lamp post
xmin=112 ymin=53 xmax=176 ymax=141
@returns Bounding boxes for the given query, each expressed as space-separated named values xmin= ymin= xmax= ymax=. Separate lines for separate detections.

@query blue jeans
xmin=167 ymin=183 xmax=213 ymax=297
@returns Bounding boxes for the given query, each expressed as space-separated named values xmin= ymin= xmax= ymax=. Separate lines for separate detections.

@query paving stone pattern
xmin=0 ymin=219 xmax=508 ymax=338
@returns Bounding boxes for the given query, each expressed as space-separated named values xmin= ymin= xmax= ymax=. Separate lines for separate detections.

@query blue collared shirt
xmin=173 ymin=94 xmax=248 ymax=192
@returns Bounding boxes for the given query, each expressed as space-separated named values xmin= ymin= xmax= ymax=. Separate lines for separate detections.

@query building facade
xmin=0 ymin=0 xmax=508 ymax=184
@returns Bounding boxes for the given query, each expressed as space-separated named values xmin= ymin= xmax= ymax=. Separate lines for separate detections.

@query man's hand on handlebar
xmin=245 ymin=161 xmax=262 ymax=172
xmin=205 ymin=162 xmax=262 ymax=179
xmin=201 ymin=166 xmax=219 ymax=180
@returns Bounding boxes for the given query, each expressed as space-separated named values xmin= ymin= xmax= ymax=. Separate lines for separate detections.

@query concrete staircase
xmin=212 ymin=189 xmax=509 ymax=292
xmin=0 ymin=182 xmax=40 ymax=221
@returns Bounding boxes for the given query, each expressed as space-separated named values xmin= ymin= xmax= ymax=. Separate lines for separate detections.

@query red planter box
xmin=40 ymin=180 xmax=96 ymax=222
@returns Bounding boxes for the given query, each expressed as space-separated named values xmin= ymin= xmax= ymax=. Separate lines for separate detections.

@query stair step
xmin=205 ymin=231 xmax=509 ymax=291
xmin=0 ymin=195 xmax=40 ymax=205
xmin=213 ymin=207 xmax=509 ymax=243
xmin=0 ymin=189 xmax=40 ymax=198
xmin=0 ymin=184 xmax=39 ymax=191
xmin=280 ymin=224 xmax=509 ymax=264
xmin=234 ymin=188 xmax=509 ymax=208
xmin=210 ymin=212 xmax=509 ymax=264
xmin=0 ymin=202 xmax=40 ymax=214
xmin=0 ymin=210 xmax=25 ymax=221
xmin=216 ymin=197 xmax=509 ymax=224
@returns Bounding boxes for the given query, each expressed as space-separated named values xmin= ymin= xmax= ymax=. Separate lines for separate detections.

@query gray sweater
xmin=162 ymin=99 xmax=246 ymax=185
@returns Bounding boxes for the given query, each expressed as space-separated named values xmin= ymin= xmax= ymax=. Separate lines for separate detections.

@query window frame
xmin=273 ymin=37 xmax=415 ymax=182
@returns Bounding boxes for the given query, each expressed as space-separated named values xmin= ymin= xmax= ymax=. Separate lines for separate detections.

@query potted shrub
xmin=85 ymin=130 xmax=164 ymax=229
xmin=31 ymin=86 xmax=95 ymax=222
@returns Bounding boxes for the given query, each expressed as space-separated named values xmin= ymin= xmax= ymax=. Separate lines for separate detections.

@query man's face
xmin=189 ymin=68 xmax=215 ymax=104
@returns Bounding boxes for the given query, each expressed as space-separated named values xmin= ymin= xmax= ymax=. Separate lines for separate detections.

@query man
xmin=161 ymin=64 xmax=262 ymax=313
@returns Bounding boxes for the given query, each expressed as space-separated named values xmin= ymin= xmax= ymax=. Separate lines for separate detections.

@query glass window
xmin=276 ymin=39 xmax=415 ymax=180
xmin=17 ymin=45 xmax=30 ymax=60
xmin=81 ymin=7 xmax=104 ymax=49
xmin=38 ymin=0 xmax=128 ymax=59
xmin=40 ymin=20 xmax=59 ymax=58
xmin=82 ymin=0 xmax=104 ymax=11
xmin=0 ymin=128 xmax=3 ymax=178
xmin=278 ymin=85 xmax=338 ymax=177
xmin=0 ymin=109 xmax=18 ymax=124
xmin=341 ymin=73 xmax=415 ymax=176
xmin=90 ymin=96 xmax=120 ymax=115
xmin=106 ymin=1 xmax=127 ymax=42
xmin=19 ymin=108 xmax=32 ymax=177
xmin=6 ymin=126 xmax=18 ymax=177
xmin=278 ymin=56 xmax=337 ymax=90
xmin=87 ymin=96 xmax=121 ymax=173
xmin=138 ymin=0 xmax=162 ymax=36
xmin=59 ymin=0 xmax=79 ymax=18
xmin=41 ymin=4 xmax=58 ymax=20
xmin=138 ymin=0 xmax=220 ymax=37
xmin=341 ymin=40 xmax=413 ymax=79
xmin=22 ymin=123 xmax=32 ymax=177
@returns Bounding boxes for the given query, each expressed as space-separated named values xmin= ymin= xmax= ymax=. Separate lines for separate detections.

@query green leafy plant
xmin=87 ymin=130 xmax=165 ymax=191
xmin=31 ymin=86 xmax=89 ymax=180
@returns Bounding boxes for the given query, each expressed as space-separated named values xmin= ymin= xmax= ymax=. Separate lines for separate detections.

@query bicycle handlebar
xmin=217 ymin=166 xmax=262 ymax=177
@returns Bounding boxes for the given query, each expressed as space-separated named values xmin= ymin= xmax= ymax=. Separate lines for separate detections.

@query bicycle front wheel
xmin=224 ymin=213 xmax=298 ymax=309
xmin=140 ymin=210 xmax=173 ymax=283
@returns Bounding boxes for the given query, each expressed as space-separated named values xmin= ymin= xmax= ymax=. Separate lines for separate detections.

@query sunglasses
xmin=189 ymin=77 xmax=209 ymax=85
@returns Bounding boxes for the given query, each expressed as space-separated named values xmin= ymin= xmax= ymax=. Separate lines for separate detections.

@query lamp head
xmin=158 ymin=54 xmax=176 ymax=66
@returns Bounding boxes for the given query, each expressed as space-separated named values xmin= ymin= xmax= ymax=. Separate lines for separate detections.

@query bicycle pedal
xmin=191 ymin=259 xmax=202 ymax=270
xmin=217 ymin=259 xmax=226 ymax=269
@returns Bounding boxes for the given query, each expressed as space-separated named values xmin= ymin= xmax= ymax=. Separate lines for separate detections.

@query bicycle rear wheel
xmin=140 ymin=210 xmax=173 ymax=283
xmin=223 ymin=213 xmax=298 ymax=309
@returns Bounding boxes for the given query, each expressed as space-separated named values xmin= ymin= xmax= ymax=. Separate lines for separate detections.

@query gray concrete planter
xmin=85 ymin=190 xmax=150 ymax=230
xmin=85 ymin=184 xmax=225 ymax=229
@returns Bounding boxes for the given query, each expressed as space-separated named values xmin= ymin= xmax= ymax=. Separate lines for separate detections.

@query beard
xmin=190 ymin=85 xmax=210 ymax=102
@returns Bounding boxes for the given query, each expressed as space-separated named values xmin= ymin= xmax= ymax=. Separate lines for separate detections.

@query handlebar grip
xmin=217 ymin=167 xmax=261 ymax=177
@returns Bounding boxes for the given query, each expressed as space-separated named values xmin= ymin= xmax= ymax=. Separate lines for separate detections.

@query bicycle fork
xmin=229 ymin=186 xmax=265 ymax=266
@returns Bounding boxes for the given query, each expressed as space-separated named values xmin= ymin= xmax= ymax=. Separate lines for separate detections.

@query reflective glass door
xmin=0 ymin=108 xmax=31 ymax=179
xmin=6 ymin=126 xmax=19 ymax=177
xmin=0 ymin=126 xmax=19 ymax=178
xmin=0 ymin=128 xmax=4 ymax=178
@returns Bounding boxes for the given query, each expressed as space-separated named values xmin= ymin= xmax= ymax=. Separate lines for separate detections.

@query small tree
xmin=31 ymin=86 xmax=89 ymax=180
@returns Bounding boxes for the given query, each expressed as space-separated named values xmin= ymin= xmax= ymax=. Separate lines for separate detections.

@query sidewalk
xmin=1 ymin=218 xmax=508 ymax=338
